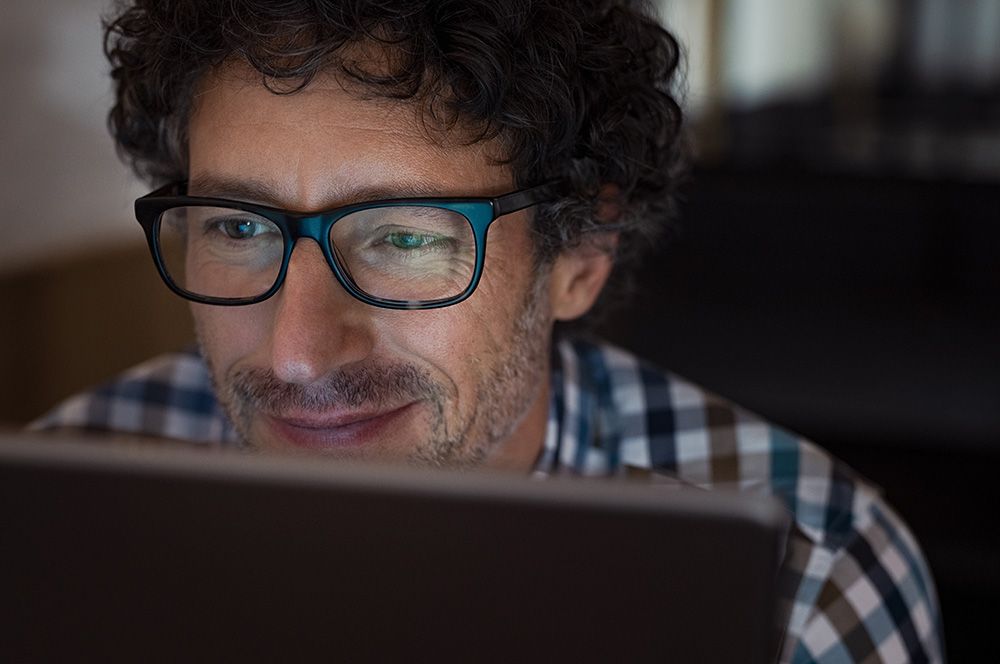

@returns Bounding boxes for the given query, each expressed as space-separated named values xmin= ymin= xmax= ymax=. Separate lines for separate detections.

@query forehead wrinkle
xmin=187 ymin=172 xmax=482 ymax=212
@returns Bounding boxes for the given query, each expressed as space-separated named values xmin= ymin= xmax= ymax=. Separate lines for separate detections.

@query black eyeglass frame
xmin=135 ymin=180 xmax=563 ymax=310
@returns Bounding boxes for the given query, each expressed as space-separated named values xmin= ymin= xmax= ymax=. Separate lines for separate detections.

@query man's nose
xmin=268 ymin=239 xmax=375 ymax=385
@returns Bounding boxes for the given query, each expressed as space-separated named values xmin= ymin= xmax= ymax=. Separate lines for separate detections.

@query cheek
xmin=376 ymin=275 xmax=523 ymax=394
xmin=191 ymin=302 xmax=272 ymax=369
xmin=474 ymin=221 xmax=544 ymax=328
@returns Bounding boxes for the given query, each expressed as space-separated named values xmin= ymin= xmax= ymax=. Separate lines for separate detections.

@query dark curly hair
xmin=104 ymin=0 xmax=684 ymax=320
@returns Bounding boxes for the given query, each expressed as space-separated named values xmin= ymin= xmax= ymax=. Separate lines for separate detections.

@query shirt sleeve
xmin=781 ymin=501 xmax=944 ymax=663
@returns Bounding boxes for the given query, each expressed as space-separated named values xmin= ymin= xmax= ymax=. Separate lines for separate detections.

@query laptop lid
xmin=0 ymin=434 xmax=790 ymax=663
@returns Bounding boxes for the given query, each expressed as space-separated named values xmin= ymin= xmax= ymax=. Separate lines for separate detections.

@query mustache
xmin=228 ymin=362 xmax=444 ymax=414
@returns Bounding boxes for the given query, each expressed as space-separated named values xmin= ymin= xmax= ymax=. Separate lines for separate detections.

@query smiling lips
xmin=263 ymin=402 xmax=419 ymax=451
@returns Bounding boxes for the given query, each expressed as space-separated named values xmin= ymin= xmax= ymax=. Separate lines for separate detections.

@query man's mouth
xmin=262 ymin=402 xmax=420 ymax=452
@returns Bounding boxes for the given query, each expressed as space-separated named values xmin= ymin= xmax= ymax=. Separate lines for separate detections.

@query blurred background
xmin=1 ymin=0 xmax=997 ymax=658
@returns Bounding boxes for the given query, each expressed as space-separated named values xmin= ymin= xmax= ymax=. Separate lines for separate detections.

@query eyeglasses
xmin=135 ymin=181 xmax=561 ymax=310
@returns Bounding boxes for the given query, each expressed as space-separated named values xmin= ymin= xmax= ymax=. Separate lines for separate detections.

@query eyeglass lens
xmin=156 ymin=205 xmax=477 ymax=302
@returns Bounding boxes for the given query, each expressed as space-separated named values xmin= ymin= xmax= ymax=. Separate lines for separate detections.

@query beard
xmin=201 ymin=270 xmax=552 ymax=470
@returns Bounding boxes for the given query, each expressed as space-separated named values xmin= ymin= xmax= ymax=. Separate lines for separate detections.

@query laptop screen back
xmin=0 ymin=435 xmax=789 ymax=663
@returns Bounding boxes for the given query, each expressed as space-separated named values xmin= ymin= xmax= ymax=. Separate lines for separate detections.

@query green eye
xmin=388 ymin=232 xmax=435 ymax=249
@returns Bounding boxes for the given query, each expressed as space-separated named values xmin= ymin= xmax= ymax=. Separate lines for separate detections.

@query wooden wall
xmin=0 ymin=243 xmax=195 ymax=425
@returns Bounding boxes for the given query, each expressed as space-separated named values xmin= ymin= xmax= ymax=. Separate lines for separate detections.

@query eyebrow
xmin=187 ymin=174 xmax=460 ymax=210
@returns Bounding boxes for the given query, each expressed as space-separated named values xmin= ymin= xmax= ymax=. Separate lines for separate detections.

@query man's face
xmin=187 ymin=65 xmax=558 ymax=469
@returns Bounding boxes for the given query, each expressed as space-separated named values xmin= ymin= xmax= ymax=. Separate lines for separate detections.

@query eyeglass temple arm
xmin=493 ymin=181 xmax=565 ymax=216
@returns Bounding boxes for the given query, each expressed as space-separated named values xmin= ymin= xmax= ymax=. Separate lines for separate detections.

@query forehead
xmin=186 ymin=63 xmax=512 ymax=210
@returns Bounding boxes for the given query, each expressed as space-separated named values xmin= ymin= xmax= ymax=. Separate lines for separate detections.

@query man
xmin=33 ymin=1 xmax=943 ymax=661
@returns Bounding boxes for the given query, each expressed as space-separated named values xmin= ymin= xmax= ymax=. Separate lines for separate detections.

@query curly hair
xmin=104 ymin=0 xmax=684 ymax=320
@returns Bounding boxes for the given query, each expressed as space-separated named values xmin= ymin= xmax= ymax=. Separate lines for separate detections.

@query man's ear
xmin=549 ymin=234 xmax=618 ymax=321
xmin=549 ymin=183 xmax=620 ymax=321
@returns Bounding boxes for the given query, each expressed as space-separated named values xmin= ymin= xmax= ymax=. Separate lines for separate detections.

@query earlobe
xmin=549 ymin=237 xmax=617 ymax=321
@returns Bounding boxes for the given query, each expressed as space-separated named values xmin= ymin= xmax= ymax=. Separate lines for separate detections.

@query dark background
xmin=599 ymin=99 xmax=1000 ymax=661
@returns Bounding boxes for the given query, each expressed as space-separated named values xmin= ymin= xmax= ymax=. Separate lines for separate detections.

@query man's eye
xmin=215 ymin=217 xmax=271 ymax=240
xmin=386 ymin=232 xmax=441 ymax=250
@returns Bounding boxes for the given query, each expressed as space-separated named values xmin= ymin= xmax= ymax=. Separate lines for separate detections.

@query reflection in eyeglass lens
xmin=331 ymin=206 xmax=476 ymax=302
xmin=156 ymin=204 xmax=477 ymax=302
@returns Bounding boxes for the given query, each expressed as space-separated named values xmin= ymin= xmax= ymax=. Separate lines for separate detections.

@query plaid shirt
xmin=31 ymin=337 xmax=944 ymax=663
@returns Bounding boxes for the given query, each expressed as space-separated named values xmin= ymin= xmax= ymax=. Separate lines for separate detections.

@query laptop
xmin=0 ymin=433 xmax=790 ymax=663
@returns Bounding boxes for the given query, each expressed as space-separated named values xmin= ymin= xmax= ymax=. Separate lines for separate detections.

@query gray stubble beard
xmin=408 ymin=270 xmax=552 ymax=469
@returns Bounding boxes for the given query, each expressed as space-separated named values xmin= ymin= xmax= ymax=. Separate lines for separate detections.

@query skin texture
xmin=188 ymin=64 xmax=613 ymax=471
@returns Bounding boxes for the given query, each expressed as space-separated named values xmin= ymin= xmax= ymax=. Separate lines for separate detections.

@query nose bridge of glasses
xmin=285 ymin=213 xmax=338 ymax=264
xmin=286 ymin=214 xmax=327 ymax=243
xmin=285 ymin=212 xmax=356 ymax=285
